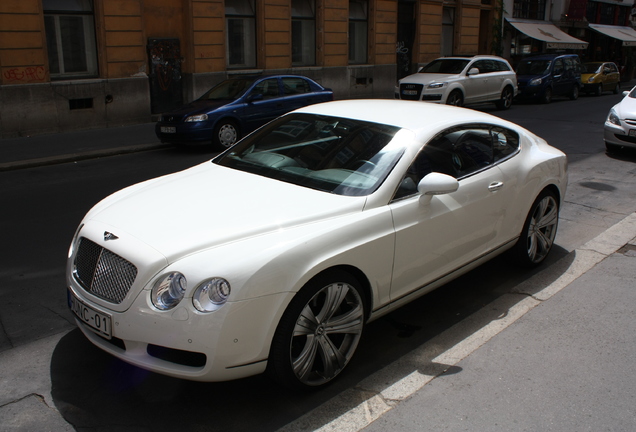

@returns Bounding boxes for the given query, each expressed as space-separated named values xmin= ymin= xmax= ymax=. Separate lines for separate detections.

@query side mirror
xmin=467 ymin=67 xmax=480 ymax=76
xmin=417 ymin=172 xmax=459 ymax=196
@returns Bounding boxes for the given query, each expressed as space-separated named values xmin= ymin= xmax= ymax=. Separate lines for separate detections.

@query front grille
xmin=73 ymin=237 xmax=138 ymax=304
xmin=400 ymin=83 xmax=423 ymax=101
xmin=624 ymin=119 xmax=636 ymax=127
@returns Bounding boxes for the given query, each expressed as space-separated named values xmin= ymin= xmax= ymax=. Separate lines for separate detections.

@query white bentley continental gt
xmin=67 ymin=100 xmax=567 ymax=388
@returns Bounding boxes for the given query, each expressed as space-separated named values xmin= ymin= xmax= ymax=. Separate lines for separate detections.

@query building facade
xmin=0 ymin=0 xmax=498 ymax=138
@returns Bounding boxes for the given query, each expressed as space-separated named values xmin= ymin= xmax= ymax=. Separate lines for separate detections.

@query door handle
xmin=488 ymin=181 xmax=504 ymax=192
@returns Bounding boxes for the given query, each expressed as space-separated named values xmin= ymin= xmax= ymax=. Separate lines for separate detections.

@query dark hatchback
xmin=155 ymin=75 xmax=333 ymax=149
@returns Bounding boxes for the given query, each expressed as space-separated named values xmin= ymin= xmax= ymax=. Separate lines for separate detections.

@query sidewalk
xmin=0 ymin=122 xmax=168 ymax=171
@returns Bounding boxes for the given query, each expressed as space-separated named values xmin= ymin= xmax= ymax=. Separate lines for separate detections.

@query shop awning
xmin=506 ymin=19 xmax=589 ymax=49
xmin=589 ymin=24 xmax=636 ymax=47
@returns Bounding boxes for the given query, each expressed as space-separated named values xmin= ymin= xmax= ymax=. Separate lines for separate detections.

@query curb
xmin=0 ymin=143 xmax=171 ymax=172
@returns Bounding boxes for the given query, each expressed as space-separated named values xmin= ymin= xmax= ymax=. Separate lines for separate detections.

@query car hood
xmin=399 ymin=72 xmax=461 ymax=85
xmin=86 ymin=162 xmax=366 ymax=262
xmin=616 ymin=96 xmax=636 ymax=116
xmin=165 ymin=99 xmax=235 ymax=118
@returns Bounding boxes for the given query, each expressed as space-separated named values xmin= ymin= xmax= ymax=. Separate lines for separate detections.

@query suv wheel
xmin=446 ymin=90 xmax=463 ymax=107
xmin=495 ymin=86 xmax=514 ymax=110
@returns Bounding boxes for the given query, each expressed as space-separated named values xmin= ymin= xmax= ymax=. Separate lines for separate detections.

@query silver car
xmin=604 ymin=87 xmax=636 ymax=153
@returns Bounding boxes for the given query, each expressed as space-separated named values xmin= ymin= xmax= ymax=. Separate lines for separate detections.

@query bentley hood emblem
xmin=104 ymin=231 xmax=119 ymax=241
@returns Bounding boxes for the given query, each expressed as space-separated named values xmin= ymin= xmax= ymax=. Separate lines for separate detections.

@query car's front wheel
xmin=446 ymin=90 xmax=464 ymax=107
xmin=213 ymin=120 xmax=240 ymax=150
xmin=594 ymin=84 xmax=603 ymax=96
xmin=613 ymin=83 xmax=620 ymax=94
xmin=542 ymin=87 xmax=552 ymax=104
xmin=569 ymin=85 xmax=579 ymax=100
xmin=510 ymin=190 xmax=559 ymax=267
xmin=268 ymin=270 xmax=366 ymax=389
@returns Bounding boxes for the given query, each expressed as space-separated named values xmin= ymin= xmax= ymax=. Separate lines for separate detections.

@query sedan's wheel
xmin=542 ymin=88 xmax=552 ymax=104
xmin=446 ymin=90 xmax=464 ymax=107
xmin=268 ymin=270 xmax=365 ymax=389
xmin=594 ymin=84 xmax=603 ymax=97
xmin=496 ymin=86 xmax=514 ymax=110
xmin=510 ymin=190 xmax=559 ymax=267
xmin=213 ymin=121 xmax=239 ymax=150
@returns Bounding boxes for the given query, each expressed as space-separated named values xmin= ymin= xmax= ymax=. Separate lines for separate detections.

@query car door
xmin=551 ymin=58 xmax=568 ymax=96
xmin=604 ymin=63 xmax=620 ymax=90
xmin=463 ymin=60 xmax=491 ymax=104
xmin=389 ymin=125 xmax=516 ymax=301
xmin=241 ymin=78 xmax=286 ymax=132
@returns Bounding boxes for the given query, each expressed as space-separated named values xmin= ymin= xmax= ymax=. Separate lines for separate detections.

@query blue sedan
xmin=155 ymin=75 xmax=334 ymax=149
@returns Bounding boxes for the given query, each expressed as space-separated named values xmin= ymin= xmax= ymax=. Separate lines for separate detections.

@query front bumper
xmin=604 ymin=123 xmax=636 ymax=149
xmin=155 ymin=122 xmax=215 ymax=145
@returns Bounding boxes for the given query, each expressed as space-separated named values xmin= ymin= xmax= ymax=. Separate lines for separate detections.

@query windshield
xmin=517 ymin=59 xmax=551 ymax=76
xmin=199 ymin=78 xmax=256 ymax=101
xmin=214 ymin=113 xmax=406 ymax=196
xmin=419 ymin=59 xmax=470 ymax=74
xmin=582 ymin=63 xmax=603 ymax=74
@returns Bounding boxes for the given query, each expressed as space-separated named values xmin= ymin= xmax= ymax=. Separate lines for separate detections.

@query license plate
xmin=402 ymin=90 xmax=418 ymax=95
xmin=68 ymin=290 xmax=112 ymax=338
xmin=629 ymin=129 xmax=636 ymax=137
xmin=161 ymin=126 xmax=176 ymax=133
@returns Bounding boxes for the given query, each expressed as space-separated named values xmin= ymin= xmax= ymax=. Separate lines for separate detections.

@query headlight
xmin=529 ymin=78 xmax=542 ymax=86
xmin=588 ymin=77 xmax=595 ymax=83
xmin=185 ymin=114 xmax=209 ymax=122
xmin=428 ymin=82 xmax=445 ymax=89
xmin=193 ymin=278 xmax=231 ymax=312
xmin=607 ymin=109 xmax=621 ymax=126
xmin=151 ymin=272 xmax=187 ymax=310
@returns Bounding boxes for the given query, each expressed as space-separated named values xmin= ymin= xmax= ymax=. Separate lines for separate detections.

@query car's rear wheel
xmin=510 ymin=190 xmax=559 ymax=267
xmin=446 ymin=90 xmax=464 ymax=107
xmin=268 ymin=270 xmax=365 ymax=389
xmin=213 ymin=120 xmax=240 ymax=150
xmin=542 ymin=87 xmax=552 ymax=104
xmin=496 ymin=86 xmax=514 ymax=110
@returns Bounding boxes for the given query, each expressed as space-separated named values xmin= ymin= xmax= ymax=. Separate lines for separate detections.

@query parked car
xmin=516 ymin=54 xmax=582 ymax=103
xmin=604 ymin=86 xmax=636 ymax=152
xmin=155 ymin=75 xmax=333 ymax=149
xmin=395 ymin=55 xmax=518 ymax=110
xmin=68 ymin=100 xmax=567 ymax=389
xmin=581 ymin=62 xmax=620 ymax=96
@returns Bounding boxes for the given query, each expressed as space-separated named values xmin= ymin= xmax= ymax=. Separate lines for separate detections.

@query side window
xmin=495 ymin=60 xmax=511 ymax=72
xmin=492 ymin=127 xmax=520 ymax=162
xmin=394 ymin=125 xmax=506 ymax=200
xmin=553 ymin=59 xmax=564 ymax=75
xmin=250 ymin=78 xmax=280 ymax=100
xmin=283 ymin=77 xmax=311 ymax=95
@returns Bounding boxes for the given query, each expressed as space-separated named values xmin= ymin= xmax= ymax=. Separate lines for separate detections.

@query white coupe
xmin=67 ymin=100 xmax=567 ymax=388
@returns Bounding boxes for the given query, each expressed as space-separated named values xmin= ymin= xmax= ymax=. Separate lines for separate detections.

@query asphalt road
xmin=1 ymin=93 xmax=635 ymax=431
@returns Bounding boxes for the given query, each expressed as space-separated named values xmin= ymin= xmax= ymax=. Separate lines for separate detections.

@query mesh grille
xmin=73 ymin=237 xmax=138 ymax=304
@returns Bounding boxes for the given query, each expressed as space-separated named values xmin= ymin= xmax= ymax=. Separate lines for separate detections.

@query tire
xmin=594 ymin=84 xmax=602 ymax=97
xmin=542 ymin=87 xmax=552 ymax=104
xmin=613 ymin=83 xmax=620 ymax=95
xmin=268 ymin=270 xmax=366 ymax=389
xmin=446 ymin=90 xmax=464 ymax=107
xmin=569 ymin=85 xmax=579 ymax=100
xmin=509 ymin=190 xmax=559 ymax=267
xmin=213 ymin=120 xmax=240 ymax=150
xmin=496 ymin=86 xmax=514 ymax=110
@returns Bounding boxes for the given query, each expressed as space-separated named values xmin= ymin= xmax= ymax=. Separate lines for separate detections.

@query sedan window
xmin=249 ymin=78 xmax=280 ymax=100
xmin=283 ymin=77 xmax=311 ymax=95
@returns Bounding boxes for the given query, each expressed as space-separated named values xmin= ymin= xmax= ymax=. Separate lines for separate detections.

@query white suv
xmin=395 ymin=56 xmax=518 ymax=110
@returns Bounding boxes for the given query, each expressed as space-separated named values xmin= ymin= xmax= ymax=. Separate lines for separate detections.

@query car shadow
xmin=50 ymin=245 xmax=573 ymax=431
xmin=606 ymin=146 xmax=636 ymax=162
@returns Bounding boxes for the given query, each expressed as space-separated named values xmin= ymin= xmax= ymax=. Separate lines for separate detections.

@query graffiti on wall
xmin=3 ymin=66 xmax=47 ymax=83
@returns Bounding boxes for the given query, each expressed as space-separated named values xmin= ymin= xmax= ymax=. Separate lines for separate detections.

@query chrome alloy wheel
xmin=525 ymin=194 xmax=558 ymax=264
xmin=290 ymin=281 xmax=364 ymax=386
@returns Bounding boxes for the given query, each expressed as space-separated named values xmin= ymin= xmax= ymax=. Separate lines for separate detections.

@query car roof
xmin=522 ymin=54 xmax=579 ymax=60
xmin=292 ymin=99 xmax=510 ymax=135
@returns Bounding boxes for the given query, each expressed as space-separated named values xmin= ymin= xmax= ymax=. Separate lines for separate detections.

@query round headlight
xmin=151 ymin=272 xmax=187 ymax=310
xmin=193 ymin=278 xmax=231 ymax=312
